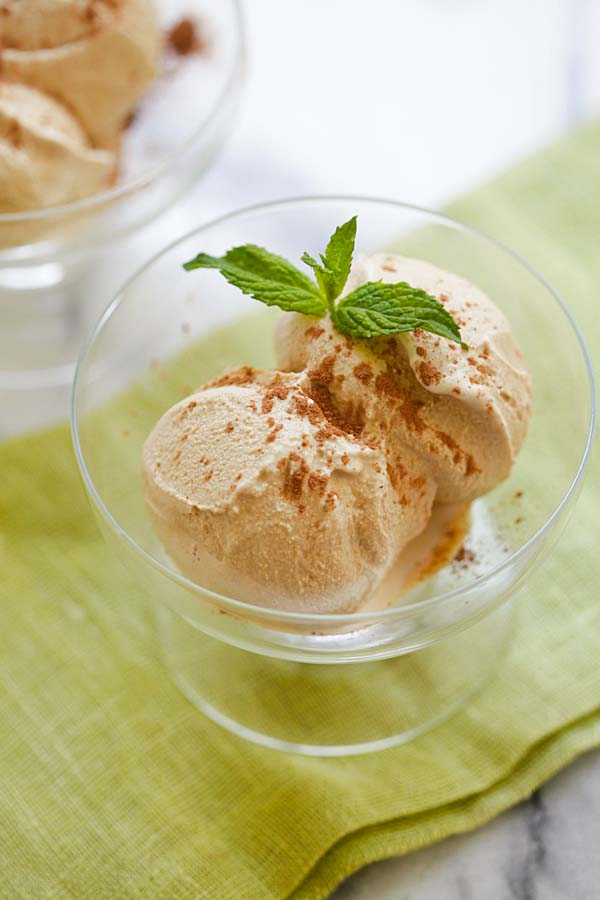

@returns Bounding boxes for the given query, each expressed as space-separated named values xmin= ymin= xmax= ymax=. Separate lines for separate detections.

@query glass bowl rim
xmin=0 ymin=0 xmax=245 ymax=226
xmin=71 ymin=194 xmax=597 ymax=625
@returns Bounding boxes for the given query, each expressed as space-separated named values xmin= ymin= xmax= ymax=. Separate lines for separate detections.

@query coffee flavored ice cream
xmin=277 ymin=254 xmax=531 ymax=504
xmin=0 ymin=0 xmax=160 ymax=150
xmin=0 ymin=82 xmax=113 ymax=213
xmin=143 ymin=369 xmax=435 ymax=614
xmin=0 ymin=0 xmax=160 ymax=228
xmin=142 ymin=224 xmax=531 ymax=616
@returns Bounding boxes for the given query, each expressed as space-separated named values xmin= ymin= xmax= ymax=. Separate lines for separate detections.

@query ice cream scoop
xmin=0 ymin=81 xmax=114 ymax=214
xmin=142 ymin=367 xmax=435 ymax=614
xmin=0 ymin=0 xmax=160 ymax=150
xmin=276 ymin=254 xmax=531 ymax=504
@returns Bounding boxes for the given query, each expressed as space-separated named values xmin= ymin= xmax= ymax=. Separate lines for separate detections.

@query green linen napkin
xmin=1 ymin=120 xmax=599 ymax=900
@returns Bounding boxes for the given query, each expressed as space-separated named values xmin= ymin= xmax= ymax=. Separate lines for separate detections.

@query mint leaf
xmin=183 ymin=245 xmax=326 ymax=317
xmin=333 ymin=281 xmax=467 ymax=348
xmin=322 ymin=215 xmax=357 ymax=299
xmin=301 ymin=252 xmax=335 ymax=305
xmin=301 ymin=216 xmax=357 ymax=308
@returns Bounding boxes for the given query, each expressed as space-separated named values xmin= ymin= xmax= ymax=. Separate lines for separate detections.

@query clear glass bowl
xmin=72 ymin=197 xmax=596 ymax=756
xmin=0 ymin=0 xmax=244 ymax=434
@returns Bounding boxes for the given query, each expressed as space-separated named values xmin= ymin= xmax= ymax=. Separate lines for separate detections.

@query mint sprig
xmin=301 ymin=215 xmax=357 ymax=311
xmin=183 ymin=217 xmax=467 ymax=349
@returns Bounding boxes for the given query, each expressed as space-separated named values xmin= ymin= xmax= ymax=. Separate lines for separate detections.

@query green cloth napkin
xmin=1 ymin=119 xmax=599 ymax=900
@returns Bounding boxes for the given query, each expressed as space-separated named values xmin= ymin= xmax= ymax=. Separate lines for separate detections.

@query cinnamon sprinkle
xmin=454 ymin=545 xmax=476 ymax=567
xmin=465 ymin=454 xmax=481 ymax=476
xmin=323 ymin=491 xmax=337 ymax=512
xmin=353 ymin=362 xmax=373 ymax=384
xmin=308 ymin=355 xmax=363 ymax=439
xmin=399 ymin=399 xmax=427 ymax=433
xmin=261 ymin=381 xmax=290 ymax=414
xmin=417 ymin=361 xmax=441 ymax=387
xmin=289 ymin=392 xmax=324 ymax=428
xmin=167 ymin=17 xmax=206 ymax=56
xmin=307 ymin=472 xmax=328 ymax=496
xmin=281 ymin=456 xmax=309 ymax=505
xmin=206 ymin=366 xmax=256 ymax=389
xmin=436 ymin=430 xmax=462 ymax=464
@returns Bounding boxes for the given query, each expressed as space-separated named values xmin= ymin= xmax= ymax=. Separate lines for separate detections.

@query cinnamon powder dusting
xmin=167 ymin=17 xmax=206 ymax=56
xmin=399 ymin=399 xmax=427 ymax=433
xmin=307 ymin=472 xmax=328 ymax=496
xmin=261 ymin=380 xmax=290 ymax=414
xmin=374 ymin=371 xmax=404 ymax=402
xmin=353 ymin=362 xmax=373 ymax=384
xmin=266 ymin=423 xmax=283 ymax=443
xmin=417 ymin=361 xmax=441 ymax=387
xmin=5 ymin=118 xmax=23 ymax=149
xmin=281 ymin=456 xmax=309 ymax=508
xmin=308 ymin=355 xmax=363 ymax=439
xmin=323 ymin=491 xmax=337 ymax=512
xmin=436 ymin=430 xmax=462 ymax=464
xmin=454 ymin=545 xmax=476 ymax=568
xmin=465 ymin=454 xmax=481 ymax=476
xmin=206 ymin=366 xmax=256 ymax=389
xmin=289 ymin=392 xmax=324 ymax=428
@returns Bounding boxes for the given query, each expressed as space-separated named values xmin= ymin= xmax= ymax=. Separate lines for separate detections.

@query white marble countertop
xmin=4 ymin=0 xmax=600 ymax=895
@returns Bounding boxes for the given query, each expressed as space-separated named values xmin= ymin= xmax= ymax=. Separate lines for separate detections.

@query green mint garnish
xmin=334 ymin=282 xmax=464 ymax=344
xmin=183 ymin=217 xmax=467 ymax=349
xmin=183 ymin=244 xmax=325 ymax=317
xmin=301 ymin=215 xmax=357 ymax=312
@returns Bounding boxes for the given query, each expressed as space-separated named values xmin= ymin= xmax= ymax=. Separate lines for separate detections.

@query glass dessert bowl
xmin=0 ymin=0 xmax=244 ymax=434
xmin=72 ymin=198 xmax=595 ymax=756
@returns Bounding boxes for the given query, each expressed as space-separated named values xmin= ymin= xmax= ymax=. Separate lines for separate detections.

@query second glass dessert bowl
xmin=0 ymin=0 xmax=244 ymax=433
xmin=72 ymin=197 xmax=595 ymax=756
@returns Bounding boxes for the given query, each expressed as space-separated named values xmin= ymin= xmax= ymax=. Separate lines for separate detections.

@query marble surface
xmin=334 ymin=750 xmax=600 ymax=900
xmin=3 ymin=0 xmax=599 ymax=895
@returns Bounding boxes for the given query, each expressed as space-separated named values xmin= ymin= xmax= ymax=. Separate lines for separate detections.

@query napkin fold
xmin=1 ymin=119 xmax=599 ymax=900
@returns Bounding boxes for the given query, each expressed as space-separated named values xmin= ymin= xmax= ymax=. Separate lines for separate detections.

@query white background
xmin=196 ymin=0 xmax=600 ymax=215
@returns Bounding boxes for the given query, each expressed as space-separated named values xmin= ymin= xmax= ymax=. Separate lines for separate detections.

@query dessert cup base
xmin=156 ymin=599 xmax=515 ymax=757
xmin=0 ymin=256 xmax=111 ymax=433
